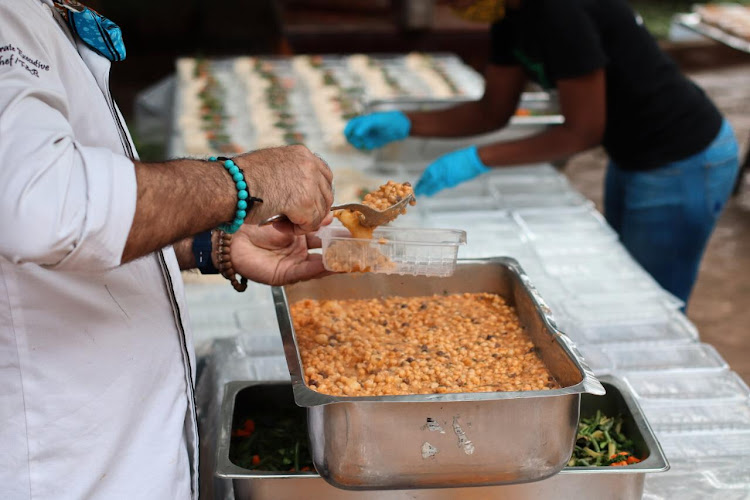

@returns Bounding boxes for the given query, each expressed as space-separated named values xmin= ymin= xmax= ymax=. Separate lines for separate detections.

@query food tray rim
xmin=320 ymin=224 xmax=468 ymax=246
xmin=272 ymin=257 xmax=604 ymax=407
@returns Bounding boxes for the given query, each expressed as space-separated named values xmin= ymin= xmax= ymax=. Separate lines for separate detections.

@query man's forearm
xmin=406 ymin=100 xmax=508 ymax=138
xmin=477 ymin=124 xmax=601 ymax=167
xmin=173 ymin=236 xmax=196 ymax=270
xmin=122 ymin=159 xmax=236 ymax=264
xmin=122 ymin=145 xmax=334 ymax=265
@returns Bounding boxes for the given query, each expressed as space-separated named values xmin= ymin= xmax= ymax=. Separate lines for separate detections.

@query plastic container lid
xmin=642 ymin=400 xmax=750 ymax=434
xmin=603 ymin=343 xmax=728 ymax=373
xmin=319 ymin=225 xmax=466 ymax=277
xmin=563 ymin=312 xmax=699 ymax=345
xmin=416 ymin=181 xmax=500 ymax=213
xmin=513 ymin=206 xmax=617 ymax=241
xmin=496 ymin=192 xmax=590 ymax=209
xmin=656 ymin=431 xmax=750 ymax=460
xmin=557 ymin=295 xmax=678 ymax=329
xmin=623 ymin=370 xmax=750 ymax=403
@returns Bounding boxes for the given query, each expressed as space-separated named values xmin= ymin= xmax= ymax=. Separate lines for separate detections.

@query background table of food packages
xmin=173 ymin=51 xmax=750 ymax=499
xmin=677 ymin=3 xmax=750 ymax=53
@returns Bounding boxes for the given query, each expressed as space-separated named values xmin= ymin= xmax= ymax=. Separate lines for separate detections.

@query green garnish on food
xmin=230 ymin=414 xmax=314 ymax=472
xmin=568 ymin=411 xmax=642 ymax=467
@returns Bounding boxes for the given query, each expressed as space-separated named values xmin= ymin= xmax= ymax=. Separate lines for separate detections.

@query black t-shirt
xmin=490 ymin=0 xmax=723 ymax=170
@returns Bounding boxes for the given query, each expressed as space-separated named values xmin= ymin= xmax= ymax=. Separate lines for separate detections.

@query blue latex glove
xmin=415 ymin=146 xmax=490 ymax=197
xmin=344 ymin=111 xmax=411 ymax=151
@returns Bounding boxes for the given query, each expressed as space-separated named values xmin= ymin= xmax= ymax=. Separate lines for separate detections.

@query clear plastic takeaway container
xmin=415 ymin=180 xmax=500 ymax=213
xmin=319 ymin=225 xmax=467 ymax=277
xmin=560 ymin=311 xmax=698 ymax=345
xmin=423 ymin=212 xmax=528 ymax=254
xmin=655 ymin=431 xmax=750 ymax=460
xmin=644 ymin=459 xmax=749 ymax=500
xmin=488 ymin=174 xmax=572 ymax=195
xmin=602 ymin=343 xmax=728 ymax=374
xmin=641 ymin=400 xmax=750 ymax=434
xmin=559 ymin=274 xmax=678 ymax=299
xmin=514 ymin=208 xmax=619 ymax=249
xmin=623 ymin=370 xmax=750 ymax=404
xmin=557 ymin=295 xmax=679 ymax=329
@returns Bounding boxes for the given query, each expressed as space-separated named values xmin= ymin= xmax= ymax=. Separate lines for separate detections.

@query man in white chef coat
xmin=0 ymin=1 xmax=334 ymax=498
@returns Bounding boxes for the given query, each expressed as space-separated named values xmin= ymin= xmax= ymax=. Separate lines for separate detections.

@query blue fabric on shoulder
xmin=54 ymin=1 xmax=126 ymax=62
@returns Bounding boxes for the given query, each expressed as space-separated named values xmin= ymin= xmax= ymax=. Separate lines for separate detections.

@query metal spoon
xmin=260 ymin=193 xmax=416 ymax=228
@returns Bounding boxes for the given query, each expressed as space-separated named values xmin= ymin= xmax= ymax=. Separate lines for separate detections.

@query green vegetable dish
xmin=568 ymin=410 xmax=642 ymax=467
xmin=229 ymin=410 xmax=314 ymax=472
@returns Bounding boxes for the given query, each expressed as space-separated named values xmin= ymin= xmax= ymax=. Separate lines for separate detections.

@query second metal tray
xmin=216 ymin=375 xmax=667 ymax=499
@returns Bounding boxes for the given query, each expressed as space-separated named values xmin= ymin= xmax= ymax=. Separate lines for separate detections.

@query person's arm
xmin=173 ymin=236 xmax=199 ymax=271
xmin=477 ymin=68 xmax=606 ymax=166
xmin=406 ymin=64 xmax=528 ymax=138
xmin=414 ymin=69 xmax=606 ymax=197
xmin=1 ymin=4 xmax=334 ymax=273
xmin=121 ymin=146 xmax=333 ymax=264
xmin=343 ymin=65 xmax=527 ymax=150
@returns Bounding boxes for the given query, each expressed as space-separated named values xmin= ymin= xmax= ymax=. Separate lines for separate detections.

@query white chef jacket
xmin=0 ymin=1 xmax=198 ymax=498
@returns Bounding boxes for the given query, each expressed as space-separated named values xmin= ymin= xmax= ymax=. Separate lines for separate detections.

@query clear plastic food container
xmin=642 ymin=400 xmax=750 ymax=434
xmin=623 ymin=370 xmax=750 ymax=403
xmin=514 ymin=206 xmax=618 ymax=241
xmin=603 ymin=343 xmax=728 ymax=373
xmin=319 ymin=225 xmax=467 ymax=277
xmin=489 ymin=174 xmax=571 ymax=194
xmin=644 ymin=465 xmax=726 ymax=500
xmin=416 ymin=181 xmax=500 ymax=213
xmin=655 ymin=431 xmax=750 ymax=460
xmin=539 ymin=252 xmax=646 ymax=279
xmin=559 ymin=274 xmax=675 ymax=298
xmin=558 ymin=295 xmax=679 ymax=329
xmin=496 ymin=192 xmax=590 ymax=209
xmin=575 ymin=344 xmax=612 ymax=375
xmin=567 ymin=312 xmax=699 ymax=345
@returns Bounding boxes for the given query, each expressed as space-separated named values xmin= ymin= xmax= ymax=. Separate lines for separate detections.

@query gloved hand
xmin=344 ymin=110 xmax=411 ymax=151
xmin=415 ymin=146 xmax=490 ymax=197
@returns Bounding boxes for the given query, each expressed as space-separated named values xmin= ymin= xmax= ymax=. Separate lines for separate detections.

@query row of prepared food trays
xmin=169 ymin=53 xmax=487 ymax=158
xmin=169 ymin=53 xmax=563 ymax=159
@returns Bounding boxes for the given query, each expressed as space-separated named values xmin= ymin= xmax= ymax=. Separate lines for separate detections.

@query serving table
xmin=172 ymin=53 xmax=750 ymax=500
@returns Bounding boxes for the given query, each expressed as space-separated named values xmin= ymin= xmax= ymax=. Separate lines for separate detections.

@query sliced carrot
xmin=610 ymin=461 xmax=627 ymax=466
xmin=626 ymin=456 xmax=641 ymax=464
xmin=251 ymin=455 xmax=261 ymax=466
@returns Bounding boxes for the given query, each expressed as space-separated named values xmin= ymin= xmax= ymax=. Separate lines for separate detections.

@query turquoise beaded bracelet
xmin=209 ymin=156 xmax=263 ymax=234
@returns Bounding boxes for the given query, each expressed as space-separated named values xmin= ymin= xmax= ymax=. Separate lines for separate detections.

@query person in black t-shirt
xmin=343 ymin=0 xmax=740 ymax=305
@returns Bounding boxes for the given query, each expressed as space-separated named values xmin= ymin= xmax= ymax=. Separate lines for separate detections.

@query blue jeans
xmin=604 ymin=119 xmax=739 ymax=305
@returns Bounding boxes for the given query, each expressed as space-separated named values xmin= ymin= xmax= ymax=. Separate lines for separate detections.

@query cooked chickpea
xmin=362 ymin=180 xmax=416 ymax=213
xmin=290 ymin=293 xmax=559 ymax=397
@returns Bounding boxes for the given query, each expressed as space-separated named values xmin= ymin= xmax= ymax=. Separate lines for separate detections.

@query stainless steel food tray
xmin=366 ymin=92 xmax=564 ymax=127
xmin=268 ymin=258 xmax=604 ymax=489
xmin=216 ymin=375 xmax=667 ymax=499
